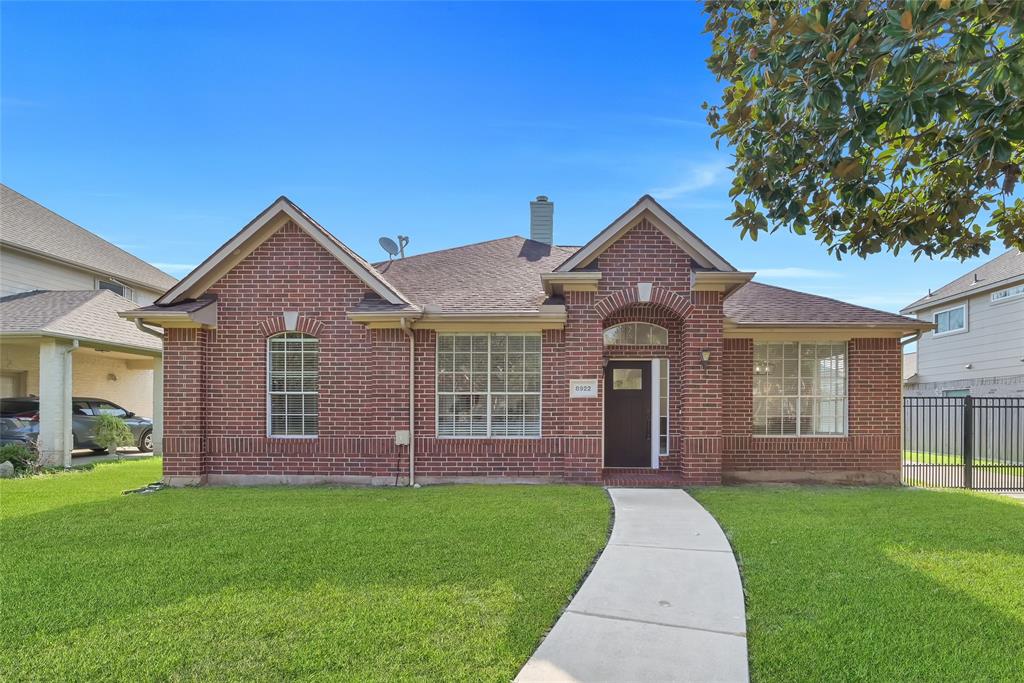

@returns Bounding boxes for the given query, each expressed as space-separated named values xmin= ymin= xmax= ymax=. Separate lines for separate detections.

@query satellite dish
xmin=379 ymin=237 xmax=400 ymax=259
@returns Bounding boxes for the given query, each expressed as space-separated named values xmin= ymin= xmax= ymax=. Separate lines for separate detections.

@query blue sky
xmin=0 ymin=1 xmax=999 ymax=313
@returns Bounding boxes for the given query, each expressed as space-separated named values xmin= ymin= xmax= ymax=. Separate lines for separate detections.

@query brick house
xmin=123 ymin=195 xmax=929 ymax=487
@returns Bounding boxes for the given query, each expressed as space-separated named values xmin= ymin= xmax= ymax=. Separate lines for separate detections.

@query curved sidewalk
xmin=516 ymin=488 xmax=748 ymax=683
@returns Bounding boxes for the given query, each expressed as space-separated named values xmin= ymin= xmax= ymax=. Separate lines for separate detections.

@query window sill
xmin=751 ymin=433 xmax=848 ymax=439
xmin=435 ymin=435 xmax=543 ymax=441
xmin=932 ymin=328 xmax=968 ymax=338
xmin=267 ymin=435 xmax=319 ymax=440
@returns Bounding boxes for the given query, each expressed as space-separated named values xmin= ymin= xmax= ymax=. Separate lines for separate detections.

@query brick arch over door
xmin=594 ymin=285 xmax=692 ymax=321
xmin=256 ymin=314 xmax=326 ymax=338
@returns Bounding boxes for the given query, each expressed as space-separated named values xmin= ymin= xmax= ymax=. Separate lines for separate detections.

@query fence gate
xmin=903 ymin=397 xmax=1024 ymax=491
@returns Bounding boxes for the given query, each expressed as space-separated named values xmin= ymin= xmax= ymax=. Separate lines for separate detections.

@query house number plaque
xmin=569 ymin=379 xmax=598 ymax=398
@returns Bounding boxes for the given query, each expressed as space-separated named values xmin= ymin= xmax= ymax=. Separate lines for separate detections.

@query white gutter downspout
xmin=399 ymin=318 xmax=416 ymax=487
xmin=134 ymin=319 xmax=165 ymax=340
xmin=62 ymin=340 xmax=79 ymax=467
xmin=134 ymin=319 xmax=165 ymax=456
xmin=900 ymin=332 xmax=922 ymax=347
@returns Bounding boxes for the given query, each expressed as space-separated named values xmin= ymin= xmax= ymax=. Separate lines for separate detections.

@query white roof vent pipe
xmin=530 ymin=195 xmax=553 ymax=245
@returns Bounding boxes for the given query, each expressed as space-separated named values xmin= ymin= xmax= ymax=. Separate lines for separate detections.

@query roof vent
xmin=530 ymin=195 xmax=553 ymax=245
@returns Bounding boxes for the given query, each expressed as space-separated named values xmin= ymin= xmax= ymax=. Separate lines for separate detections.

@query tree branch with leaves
xmin=704 ymin=0 xmax=1024 ymax=260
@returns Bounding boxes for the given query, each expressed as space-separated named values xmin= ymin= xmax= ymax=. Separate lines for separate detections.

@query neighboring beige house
xmin=902 ymin=248 xmax=1024 ymax=397
xmin=0 ymin=184 xmax=176 ymax=464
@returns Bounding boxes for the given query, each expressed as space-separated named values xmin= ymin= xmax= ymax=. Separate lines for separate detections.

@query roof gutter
xmin=399 ymin=317 xmax=416 ymax=488
xmin=900 ymin=331 xmax=922 ymax=347
xmin=900 ymin=274 xmax=1024 ymax=314
xmin=134 ymin=319 xmax=164 ymax=340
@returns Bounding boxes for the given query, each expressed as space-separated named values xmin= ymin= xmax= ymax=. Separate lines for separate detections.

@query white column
xmin=152 ymin=355 xmax=163 ymax=455
xmin=62 ymin=341 xmax=74 ymax=467
xmin=37 ymin=339 xmax=72 ymax=467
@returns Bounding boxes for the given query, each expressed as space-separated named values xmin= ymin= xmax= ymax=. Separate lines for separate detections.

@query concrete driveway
xmin=516 ymin=488 xmax=748 ymax=683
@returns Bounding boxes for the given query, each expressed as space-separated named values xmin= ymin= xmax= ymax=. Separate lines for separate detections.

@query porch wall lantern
xmin=700 ymin=349 xmax=712 ymax=369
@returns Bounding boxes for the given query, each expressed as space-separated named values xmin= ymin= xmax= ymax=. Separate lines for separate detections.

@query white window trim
xmin=652 ymin=359 xmax=670 ymax=467
xmin=95 ymin=277 xmax=135 ymax=302
xmin=932 ymin=302 xmax=968 ymax=337
xmin=753 ymin=342 xmax=848 ymax=438
xmin=266 ymin=332 xmax=319 ymax=439
xmin=435 ymin=333 xmax=543 ymax=440
xmin=991 ymin=284 xmax=1024 ymax=304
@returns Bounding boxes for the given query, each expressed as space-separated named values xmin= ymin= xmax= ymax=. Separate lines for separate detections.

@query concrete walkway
xmin=516 ymin=488 xmax=748 ymax=683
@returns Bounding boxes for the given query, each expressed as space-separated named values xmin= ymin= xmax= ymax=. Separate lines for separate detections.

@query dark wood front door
xmin=604 ymin=360 xmax=651 ymax=467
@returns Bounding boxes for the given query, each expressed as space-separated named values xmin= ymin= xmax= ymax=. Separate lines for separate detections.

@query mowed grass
xmin=0 ymin=459 xmax=610 ymax=681
xmin=691 ymin=486 xmax=1024 ymax=682
xmin=903 ymin=450 xmax=1007 ymax=466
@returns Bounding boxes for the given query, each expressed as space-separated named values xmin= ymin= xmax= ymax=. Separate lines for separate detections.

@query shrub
xmin=0 ymin=442 xmax=39 ymax=473
xmin=93 ymin=414 xmax=134 ymax=458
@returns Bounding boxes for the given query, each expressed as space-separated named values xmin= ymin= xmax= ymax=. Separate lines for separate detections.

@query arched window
xmin=603 ymin=322 xmax=668 ymax=346
xmin=268 ymin=332 xmax=319 ymax=437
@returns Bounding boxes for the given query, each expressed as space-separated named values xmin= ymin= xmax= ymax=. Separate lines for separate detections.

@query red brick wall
xmin=721 ymin=336 xmax=902 ymax=480
xmin=164 ymin=222 xmax=409 ymax=479
xmin=160 ymin=213 xmax=904 ymax=485
xmin=408 ymin=327 xmax=589 ymax=481
xmin=163 ymin=327 xmax=208 ymax=478
xmin=680 ymin=291 xmax=725 ymax=484
xmin=597 ymin=217 xmax=692 ymax=294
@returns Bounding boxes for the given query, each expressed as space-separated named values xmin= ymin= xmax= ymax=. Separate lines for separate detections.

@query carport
xmin=0 ymin=290 xmax=163 ymax=466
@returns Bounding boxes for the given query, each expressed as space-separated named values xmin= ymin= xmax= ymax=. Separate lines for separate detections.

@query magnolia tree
xmin=703 ymin=0 xmax=1024 ymax=260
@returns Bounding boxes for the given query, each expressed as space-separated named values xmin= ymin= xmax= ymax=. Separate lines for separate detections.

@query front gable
xmin=555 ymin=195 xmax=736 ymax=274
xmin=156 ymin=197 xmax=410 ymax=307
xmin=596 ymin=215 xmax=695 ymax=295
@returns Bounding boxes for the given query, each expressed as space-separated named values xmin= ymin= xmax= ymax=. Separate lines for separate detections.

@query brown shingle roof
xmin=0 ymin=184 xmax=178 ymax=293
xmin=901 ymin=248 xmax=1024 ymax=313
xmin=725 ymin=282 xmax=924 ymax=327
xmin=0 ymin=290 xmax=162 ymax=352
xmin=372 ymin=236 xmax=578 ymax=313
xmin=362 ymin=235 xmax=920 ymax=328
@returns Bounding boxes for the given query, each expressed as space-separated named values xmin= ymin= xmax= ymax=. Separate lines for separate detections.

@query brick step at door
xmin=601 ymin=467 xmax=684 ymax=488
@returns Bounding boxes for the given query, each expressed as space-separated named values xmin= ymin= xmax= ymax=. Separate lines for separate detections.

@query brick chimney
xmin=529 ymin=195 xmax=553 ymax=245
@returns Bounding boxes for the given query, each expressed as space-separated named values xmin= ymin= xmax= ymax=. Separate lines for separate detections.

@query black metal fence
xmin=903 ymin=396 xmax=1024 ymax=491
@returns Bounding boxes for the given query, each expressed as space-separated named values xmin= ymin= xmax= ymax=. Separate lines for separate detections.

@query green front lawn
xmin=692 ymin=486 xmax=1024 ymax=682
xmin=903 ymin=450 xmax=1007 ymax=466
xmin=0 ymin=459 xmax=610 ymax=681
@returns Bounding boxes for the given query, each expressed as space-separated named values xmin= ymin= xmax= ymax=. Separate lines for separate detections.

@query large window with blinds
xmin=753 ymin=342 xmax=847 ymax=436
xmin=267 ymin=332 xmax=319 ymax=437
xmin=436 ymin=334 xmax=542 ymax=437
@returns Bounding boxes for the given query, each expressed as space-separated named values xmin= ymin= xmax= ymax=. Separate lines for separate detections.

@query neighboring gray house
xmin=902 ymin=248 xmax=1024 ymax=397
xmin=0 ymin=184 xmax=176 ymax=465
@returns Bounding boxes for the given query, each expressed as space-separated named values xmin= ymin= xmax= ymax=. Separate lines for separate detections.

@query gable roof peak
xmin=155 ymin=195 xmax=409 ymax=307
xmin=555 ymin=194 xmax=735 ymax=273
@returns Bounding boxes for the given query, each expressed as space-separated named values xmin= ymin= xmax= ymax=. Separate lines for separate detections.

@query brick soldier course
xmin=124 ymin=195 xmax=929 ymax=487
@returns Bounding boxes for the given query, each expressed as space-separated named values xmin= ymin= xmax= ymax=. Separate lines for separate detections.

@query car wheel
xmin=139 ymin=429 xmax=153 ymax=453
